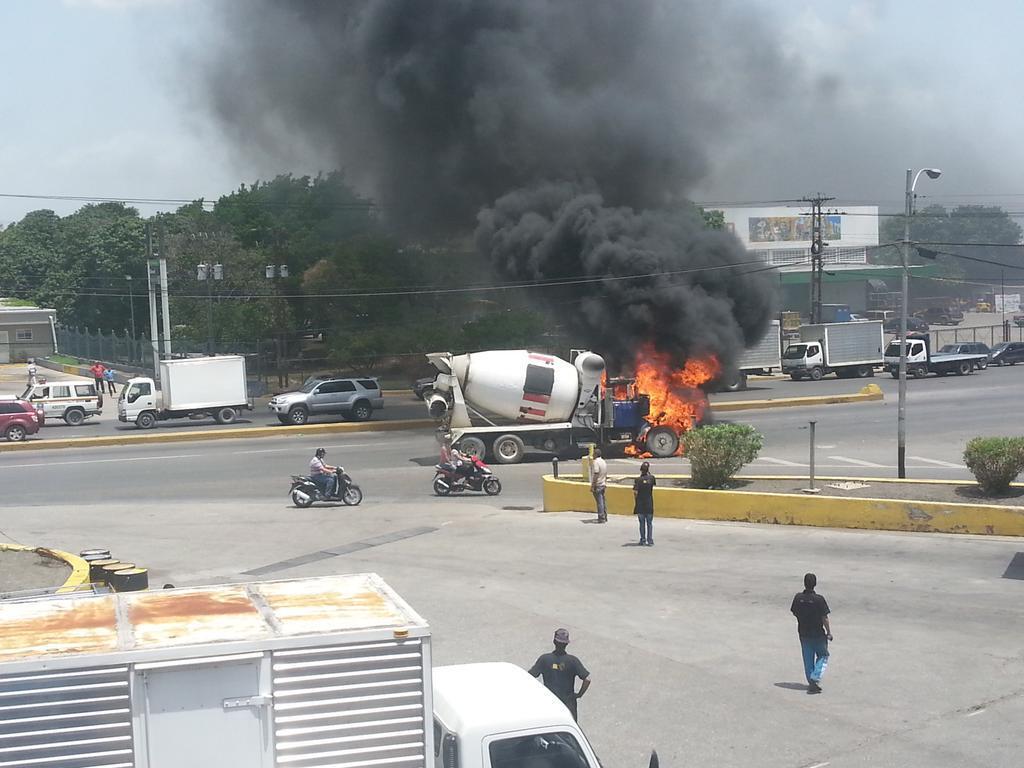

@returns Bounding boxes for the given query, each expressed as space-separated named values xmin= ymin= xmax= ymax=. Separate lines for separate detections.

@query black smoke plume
xmin=199 ymin=0 xmax=777 ymax=368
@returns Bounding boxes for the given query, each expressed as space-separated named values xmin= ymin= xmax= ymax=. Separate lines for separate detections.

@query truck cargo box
xmin=159 ymin=355 xmax=248 ymax=411
xmin=800 ymin=321 xmax=884 ymax=367
xmin=738 ymin=320 xmax=781 ymax=371
xmin=0 ymin=573 xmax=431 ymax=768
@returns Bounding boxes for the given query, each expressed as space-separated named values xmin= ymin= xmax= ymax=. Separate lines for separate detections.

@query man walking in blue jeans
xmin=790 ymin=572 xmax=832 ymax=694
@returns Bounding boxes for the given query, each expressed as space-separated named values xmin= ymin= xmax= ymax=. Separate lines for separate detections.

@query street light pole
xmin=897 ymin=167 xmax=942 ymax=479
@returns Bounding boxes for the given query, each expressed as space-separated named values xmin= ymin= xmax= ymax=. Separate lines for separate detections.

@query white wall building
xmin=717 ymin=205 xmax=879 ymax=267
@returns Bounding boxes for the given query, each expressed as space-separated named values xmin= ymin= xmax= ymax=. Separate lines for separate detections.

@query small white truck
xmin=781 ymin=320 xmax=884 ymax=381
xmin=716 ymin=320 xmax=782 ymax=391
xmin=883 ymin=333 xmax=988 ymax=378
xmin=118 ymin=355 xmax=251 ymax=428
xmin=0 ymin=573 xmax=610 ymax=768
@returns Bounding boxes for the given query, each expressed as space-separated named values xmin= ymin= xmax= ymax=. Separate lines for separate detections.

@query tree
xmin=878 ymin=204 xmax=1023 ymax=281
xmin=700 ymin=207 xmax=726 ymax=230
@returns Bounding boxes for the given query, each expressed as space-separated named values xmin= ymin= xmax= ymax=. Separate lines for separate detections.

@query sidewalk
xmin=0 ymin=363 xmax=92 ymax=396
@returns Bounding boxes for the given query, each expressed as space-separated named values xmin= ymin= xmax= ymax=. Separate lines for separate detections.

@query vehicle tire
xmin=291 ymin=488 xmax=314 ymax=508
xmin=912 ymin=366 xmax=927 ymax=379
xmin=721 ymin=372 xmax=746 ymax=392
xmin=977 ymin=359 xmax=988 ymax=370
xmin=492 ymin=434 xmax=526 ymax=464
xmin=956 ymin=361 xmax=972 ymax=376
xmin=458 ymin=436 xmax=487 ymax=460
xmin=433 ymin=476 xmax=452 ymax=496
xmin=287 ymin=406 xmax=309 ymax=425
xmin=646 ymin=425 xmax=680 ymax=458
xmin=4 ymin=424 xmax=27 ymax=442
xmin=63 ymin=408 xmax=85 ymax=426
xmin=855 ymin=365 xmax=873 ymax=378
xmin=790 ymin=373 xmax=803 ymax=381
xmin=136 ymin=411 xmax=157 ymax=429
xmin=342 ymin=485 xmax=363 ymax=506
xmin=890 ymin=371 xmax=899 ymax=378
xmin=350 ymin=400 xmax=372 ymax=422
xmin=809 ymin=367 xmax=824 ymax=381
xmin=483 ymin=477 xmax=502 ymax=496
xmin=214 ymin=407 xmax=237 ymax=425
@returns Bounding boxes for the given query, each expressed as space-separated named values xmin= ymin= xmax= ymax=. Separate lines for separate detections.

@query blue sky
xmin=2 ymin=0 xmax=1024 ymax=226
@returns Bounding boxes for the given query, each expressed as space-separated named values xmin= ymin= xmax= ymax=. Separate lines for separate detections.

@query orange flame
xmin=623 ymin=345 xmax=720 ymax=457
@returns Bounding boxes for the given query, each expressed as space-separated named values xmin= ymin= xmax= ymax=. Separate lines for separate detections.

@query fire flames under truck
xmin=424 ymin=349 xmax=692 ymax=464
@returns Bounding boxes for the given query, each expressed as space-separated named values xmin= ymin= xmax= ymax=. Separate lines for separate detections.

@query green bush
xmin=963 ymin=437 xmax=1024 ymax=495
xmin=683 ymin=424 xmax=763 ymax=489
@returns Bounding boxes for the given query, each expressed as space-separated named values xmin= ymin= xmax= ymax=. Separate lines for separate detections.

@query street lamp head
xmin=924 ymin=168 xmax=942 ymax=180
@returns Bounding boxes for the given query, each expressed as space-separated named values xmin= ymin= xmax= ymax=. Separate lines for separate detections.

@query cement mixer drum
xmin=451 ymin=350 xmax=582 ymax=423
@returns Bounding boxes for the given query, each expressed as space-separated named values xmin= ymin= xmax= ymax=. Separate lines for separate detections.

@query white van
xmin=22 ymin=380 xmax=102 ymax=425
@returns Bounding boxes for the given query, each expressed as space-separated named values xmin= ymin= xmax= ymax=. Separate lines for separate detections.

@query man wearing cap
xmin=528 ymin=629 xmax=591 ymax=721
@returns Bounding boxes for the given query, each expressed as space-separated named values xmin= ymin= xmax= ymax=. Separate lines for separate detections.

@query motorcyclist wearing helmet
xmin=310 ymin=447 xmax=339 ymax=498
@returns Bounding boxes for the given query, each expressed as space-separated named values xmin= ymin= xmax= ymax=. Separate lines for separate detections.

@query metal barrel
xmin=109 ymin=568 xmax=149 ymax=592
xmin=79 ymin=549 xmax=111 ymax=560
xmin=101 ymin=563 xmax=134 ymax=581
xmin=88 ymin=559 xmax=120 ymax=582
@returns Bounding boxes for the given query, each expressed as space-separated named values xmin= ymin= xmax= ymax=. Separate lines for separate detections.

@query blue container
xmin=612 ymin=399 xmax=642 ymax=429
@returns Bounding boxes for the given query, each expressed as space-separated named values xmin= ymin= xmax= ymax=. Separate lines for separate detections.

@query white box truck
xmin=716 ymin=320 xmax=782 ymax=391
xmin=118 ymin=355 xmax=251 ymax=428
xmin=781 ymin=321 xmax=884 ymax=381
xmin=0 ymin=573 xmax=611 ymax=768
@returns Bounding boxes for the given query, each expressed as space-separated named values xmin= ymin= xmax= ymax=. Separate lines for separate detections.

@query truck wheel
xmin=4 ymin=424 xmax=27 ymax=442
xmin=956 ymin=361 xmax=972 ymax=376
xmin=63 ymin=408 xmax=85 ymax=426
xmin=976 ymin=359 xmax=988 ymax=370
xmin=350 ymin=400 xmax=372 ymax=422
xmin=458 ymin=436 xmax=486 ymax=460
xmin=136 ymin=411 xmax=157 ymax=429
xmin=890 ymin=370 xmax=899 ymax=379
xmin=790 ymin=373 xmax=803 ymax=381
xmin=493 ymin=434 xmax=526 ymax=464
xmin=287 ymin=406 xmax=309 ymax=425
xmin=912 ymin=366 xmax=927 ymax=379
xmin=721 ymin=372 xmax=747 ymax=392
xmin=214 ymin=407 xmax=237 ymax=425
xmin=809 ymin=367 xmax=824 ymax=381
xmin=855 ymin=365 xmax=873 ymax=378
xmin=646 ymin=426 xmax=680 ymax=458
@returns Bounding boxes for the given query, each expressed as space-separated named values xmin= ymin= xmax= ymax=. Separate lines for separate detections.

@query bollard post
xmin=552 ymin=456 xmax=559 ymax=478
xmin=803 ymin=420 xmax=820 ymax=494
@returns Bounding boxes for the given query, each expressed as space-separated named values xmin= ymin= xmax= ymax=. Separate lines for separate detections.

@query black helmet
xmin=315 ymin=448 xmax=326 ymax=458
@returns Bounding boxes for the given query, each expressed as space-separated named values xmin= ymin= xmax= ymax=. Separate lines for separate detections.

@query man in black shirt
xmin=790 ymin=572 xmax=832 ymax=694
xmin=528 ymin=628 xmax=591 ymax=720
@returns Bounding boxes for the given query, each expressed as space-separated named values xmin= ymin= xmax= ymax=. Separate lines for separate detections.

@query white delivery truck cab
xmin=432 ymin=663 xmax=601 ymax=768
xmin=119 ymin=355 xmax=251 ymax=428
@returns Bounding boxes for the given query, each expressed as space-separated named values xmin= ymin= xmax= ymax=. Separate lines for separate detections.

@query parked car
xmin=884 ymin=316 xmax=929 ymax=334
xmin=22 ymin=381 xmax=102 ymax=425
xmin=1013 ymin=313 xmax=1024 ymax=328
xmin=413 ymin=376 xmax=436 ymax=400
xmin=988 ymin=341 xmax=1024 ymax=366
xmin=0 ymin=397 xmax=43 ymax=442
xmin=916 ymin=306 xmax=963 ymax=325
xmin=269 ymin=376 xmax=384 ymax=425
xmin=939 ymin=342 xmax=991 ymax=370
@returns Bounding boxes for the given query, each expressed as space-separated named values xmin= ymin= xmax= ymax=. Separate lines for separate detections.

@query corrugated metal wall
xmin=272 ymin=639 xmax=428 ymax=768
xmin=0 ymin=665 xmax=134 ymax=768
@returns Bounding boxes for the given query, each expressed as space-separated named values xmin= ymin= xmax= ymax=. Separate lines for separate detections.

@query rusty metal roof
xmin=0 ymin=573 xmax=427 ymax=665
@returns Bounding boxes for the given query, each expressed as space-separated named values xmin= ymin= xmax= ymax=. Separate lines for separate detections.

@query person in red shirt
xmin=89 ymin=362 xmax=106 ymax=406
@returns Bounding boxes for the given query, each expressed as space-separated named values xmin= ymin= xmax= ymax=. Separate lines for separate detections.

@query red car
xmin=0 ymin=398 xmax=43 ymax=442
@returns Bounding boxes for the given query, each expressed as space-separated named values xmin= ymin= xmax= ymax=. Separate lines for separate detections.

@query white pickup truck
xmin=883 ymin=333 xmax=988 ymax=378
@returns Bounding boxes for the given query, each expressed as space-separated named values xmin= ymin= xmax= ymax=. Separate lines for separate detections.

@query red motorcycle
xmin=433 ymin=455 xmax=502 ymax=496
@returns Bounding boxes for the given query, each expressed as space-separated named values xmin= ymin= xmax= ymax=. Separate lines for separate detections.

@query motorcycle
xmin=433 ymin=456 xmax=502 ymax=496
xmin=290 ymin=467 xmax=363 ymax=507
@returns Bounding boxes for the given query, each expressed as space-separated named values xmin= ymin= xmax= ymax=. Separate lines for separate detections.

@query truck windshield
xmin=884 ymin=342 xmax=905 ymax=357
xmin=488 ymin=732 xmax=591 ymax=768
xmin=782 ymin=345 xmax=807 ymax=359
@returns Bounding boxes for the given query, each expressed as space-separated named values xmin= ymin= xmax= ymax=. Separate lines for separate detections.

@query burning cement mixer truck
xmin=424 ymin=349 xmax=685 ymax=463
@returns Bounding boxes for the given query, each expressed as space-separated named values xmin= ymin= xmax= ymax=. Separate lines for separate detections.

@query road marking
xmin=909 ymin=456 xmax=964 ymax=469
xmin=0 ymin=454 xmax=202 ymax=470
xmin=755 ymin=457 xmax=803 ymax=466
xmin=965 ymin=707 xmax=986 ymax=718
xmin=827 ymin=455 xmax=886 ymax=468
xmin=803 ymin=762 xmax=830 ymax=768
xmin=234 ymin=442 xmax=380 ymax=455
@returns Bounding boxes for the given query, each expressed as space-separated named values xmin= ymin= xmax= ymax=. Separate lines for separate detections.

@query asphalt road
xmin=1 ymin=465 xmax=1021 ymax=768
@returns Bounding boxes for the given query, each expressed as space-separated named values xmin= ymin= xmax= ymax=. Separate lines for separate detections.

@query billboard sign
xmin=748 ymin=215 xmax=842 ymax=244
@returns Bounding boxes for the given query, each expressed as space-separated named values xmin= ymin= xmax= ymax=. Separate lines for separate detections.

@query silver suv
xmin=269 ymin=376 xmax=384 ymax=425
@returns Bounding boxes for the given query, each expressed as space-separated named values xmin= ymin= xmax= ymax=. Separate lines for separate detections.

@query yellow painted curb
xmin=0 ymin=419 xmax=437 ymax=452
xmin=0 ymin=544 xmax=91 ymax=593
xmin=542 ymin=475 xmax=1024 ymax=536
xmin=712 ymin=384 xmax=882 ymax=412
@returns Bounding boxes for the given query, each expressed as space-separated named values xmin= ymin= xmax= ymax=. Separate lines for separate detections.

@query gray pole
xmin=127 ymin=276 xmax=136 ymax=340
xmin=897 ymin=169 xmax=912 ymax=479
xmin=159 ymin=257 xmax=172 ymax=359
xmin=147 ymin=260 xmax=160 ymax=379
xmin=808 ymin=420 xmax=816 ymax=491
xmin=206 ymin=264 xmax=213 ymax=356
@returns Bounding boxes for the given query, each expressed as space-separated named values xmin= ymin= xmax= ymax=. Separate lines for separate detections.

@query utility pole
xmin=145 ymin=222 xmax=173 ymax=378
xmin=802 ymin=194 xmax=835 ymax=324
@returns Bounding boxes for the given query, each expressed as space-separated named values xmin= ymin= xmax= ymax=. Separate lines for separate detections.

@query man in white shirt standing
xmin=590 ymin=448 xmax=608 ymax=523
xmin=26 ymin=359 xmax=37 ymax=387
